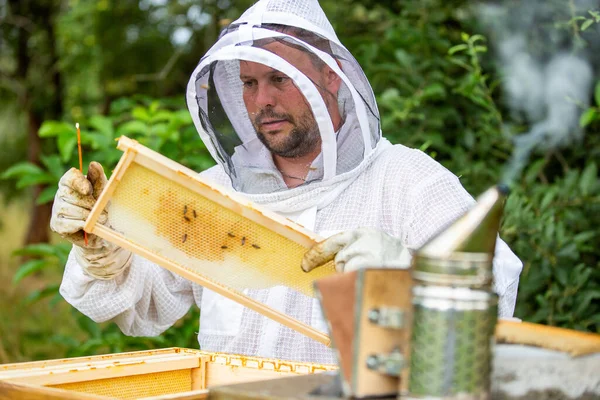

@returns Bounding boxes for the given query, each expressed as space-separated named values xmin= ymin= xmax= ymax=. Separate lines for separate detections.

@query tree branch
xmin=0 ymin=15 xmax=35 ymax=32
xmin=133 ymin=47 xmax=185 ymax=82
xmin=0 ymin=71 xmax=26 ymax=100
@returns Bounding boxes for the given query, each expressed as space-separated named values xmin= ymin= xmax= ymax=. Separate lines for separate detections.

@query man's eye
xmin=272 ymin=76 xmax=288 ymax=84
xmin=243 ymin=80 xmax=255 ymax=88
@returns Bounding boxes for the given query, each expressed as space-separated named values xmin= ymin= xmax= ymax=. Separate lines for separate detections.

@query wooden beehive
xmin=0 ymin=348 xmax=337 ymax=399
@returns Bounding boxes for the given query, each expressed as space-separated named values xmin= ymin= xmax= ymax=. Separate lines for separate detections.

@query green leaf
xmin=574 ymin=290 xmax=600 ymax=316
xmin=132 ymin=107 xmax=151 ymax=122
xmin=469 ymin=34 xmax=486 ymax=43
xmin=555 ymin=266 xmax=568 ymax=287
xmin=573 ymin=231 xmax=598 ymax=244
xmin=422 ymin=83 xmax=447 ymax=100
xmin=150 ymin=123 xmax=169 ymax=138
xmin=13 ymin=259 xmax=48 ymax=284
xmin=24 ymin=284 xmax=60 ymax=305
xmin=149 ymin=101 xmax=160 ymax=114
xmin=523 ymin=158 xmax=546 ymax=184
xmin=16 ymin=172 xmax=55 ymax=189
xmin=110 ymin=98 xmax=135 ymax=115
xmin=1 ymin=162 xmax=44 ymax=179
xmin=448 ymin=44 xmax=468 ymax=55
xmin=50 ymin=334 xmax=80 ymax=348
xmin=540 ymin=190 xmax=557 ymax=210
xmin=89 ymin=115 xmax=114 ymax=138
xmin=116 ymin=120 xmax=148 ymax=137
xmin=36 ymin=186 xmax=58 ymax=205
xmin=76 ymin=315 xmax=102 ymax=339
xmin=12 ymin=243 xmax=59 ymax=258
xmin=58 ymin=131 xmax=78 ymax=163
xmin=41 ymin=154 xmax=66 ymax=180
xmin=394 ymin=49 xmax=413 ymax=68
xmin=595 ymin=82 xmax=600 ymax=107
xmin=579 ymin=162 xmax=598 ymax=196
xmin=150 ymin=110 xmax=173 ymax=123
xmin=581 ymin=19 xmax=594 ymax=31
xmin=39 ymin=121 xmax=75 ymax=138
xmin=579 ymin=108 xmax=598 ymax=127
xmin=460 ymin=32 xmax=469 ymax=42
xmin=82 ymin=132 xmax=112 ymax=150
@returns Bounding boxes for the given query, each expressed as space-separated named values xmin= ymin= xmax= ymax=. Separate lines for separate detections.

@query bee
xmin=184 ymin=216 xmax=191 ymax=222
xmin=193 ymin=210 xmax=197 ymax=218
xmin=252 ymin=244 xmax=260 ymax=249
xmin=241 ymin=237 xmax=246 ymax=246
xmin=182 ymin=234 xmax=188 ymax=243
xmin=221 ymin=245 xmax=228 ymax=249
xmin=184 ymin=205 xmax=187 ymax=215
xmin=228 ymin=232 xmax=235 ymax=238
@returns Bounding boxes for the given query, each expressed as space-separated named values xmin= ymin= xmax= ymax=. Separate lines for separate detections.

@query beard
xmin=253 ymin=108 xmax=321 ymax=158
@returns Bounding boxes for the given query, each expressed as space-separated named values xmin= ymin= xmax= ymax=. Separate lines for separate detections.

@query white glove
xmin=301 ymin=228 xmax=412 ymax=273
xmin=50 ymin=162 xmax=132 ymax=280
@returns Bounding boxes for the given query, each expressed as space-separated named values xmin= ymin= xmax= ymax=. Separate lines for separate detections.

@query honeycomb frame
xmin=84 ymin=136 xmax=334 ymax=346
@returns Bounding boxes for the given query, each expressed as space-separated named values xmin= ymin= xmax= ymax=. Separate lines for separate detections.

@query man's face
xmin=239 ymin=41 xmax=339 ymax=158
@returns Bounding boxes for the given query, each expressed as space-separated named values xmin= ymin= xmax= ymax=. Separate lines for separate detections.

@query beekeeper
xmin=52 ymin=0 xmax=522 ymax=365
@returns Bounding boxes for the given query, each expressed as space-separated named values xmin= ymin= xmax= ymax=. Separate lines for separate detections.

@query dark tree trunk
xmin=10 ymin=0 xmax=62 ymax=245
xmin=25 ymin=113 xmax=52 ymax=244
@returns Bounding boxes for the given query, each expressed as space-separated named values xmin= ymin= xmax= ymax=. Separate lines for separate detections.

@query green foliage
xmin=2 ymin=97 xmax=214 ymax=205
xmin=2 ymin=0 xmax=600 ymax=362
xmin=503 ymin=159 xmax=600 ymax=331
xmin=4 ymin=96 xmax=213 ymax=358
xmin=328 ymin=0 xmax=600 ymax=331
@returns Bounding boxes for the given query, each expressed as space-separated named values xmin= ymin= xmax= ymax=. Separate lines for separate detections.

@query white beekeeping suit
xmin=59 ymin=0 xmax=522 ymax=365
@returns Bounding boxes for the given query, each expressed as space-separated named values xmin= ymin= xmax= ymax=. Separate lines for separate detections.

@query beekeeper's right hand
xmin=50 ymin=162 xmax=132 ymax=280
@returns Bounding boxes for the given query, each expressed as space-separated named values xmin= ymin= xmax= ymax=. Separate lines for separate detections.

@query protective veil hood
xmin=186 ymin=0 xmax=391 ymax=213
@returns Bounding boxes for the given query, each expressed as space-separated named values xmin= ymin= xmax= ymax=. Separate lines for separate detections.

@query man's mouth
xmin=259 ymin=119 xmax=289 ymax=131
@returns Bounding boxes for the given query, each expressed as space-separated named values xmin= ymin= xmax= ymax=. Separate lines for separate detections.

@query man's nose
xmin=254 ymin=83 xmax=277 ymax=108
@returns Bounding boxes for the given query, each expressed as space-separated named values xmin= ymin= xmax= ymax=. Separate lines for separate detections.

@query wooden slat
xmin=84 ymin=147 xmax=137 ymax=233
xmin=353 ymin=269 xmax=412 ymax=397
xmin=0 ymin=380 xmax=109 ymax=400
xmin=0 ymin=348 xmax=195 ymax=372
xmin=495 ymin=320 xmax=600 ymax=356
xmin=142 ymin=389 xmax=210 ymax=400
xmin=1 ymin=353 xmax=200 ymax=386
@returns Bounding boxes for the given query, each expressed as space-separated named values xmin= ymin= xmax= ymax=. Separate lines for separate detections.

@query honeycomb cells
xmin=107 ymin=164 xmax=335 ymax=297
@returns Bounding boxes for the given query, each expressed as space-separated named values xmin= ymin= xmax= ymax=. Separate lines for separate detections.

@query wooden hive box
xmin=0 ymin=348 xmax=337 ymax=399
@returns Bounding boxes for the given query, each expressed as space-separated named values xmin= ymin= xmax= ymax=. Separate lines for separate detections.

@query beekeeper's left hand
xmin=301 ymin=228 xmax=412 ymax=273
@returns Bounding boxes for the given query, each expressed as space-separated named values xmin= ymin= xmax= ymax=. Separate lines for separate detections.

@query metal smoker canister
xmin=406 ymin=185 xmax=508 ymax=400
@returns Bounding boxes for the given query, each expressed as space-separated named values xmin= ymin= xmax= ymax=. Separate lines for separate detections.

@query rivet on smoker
xmin=368 ymin=308 xmax=380 ymax=324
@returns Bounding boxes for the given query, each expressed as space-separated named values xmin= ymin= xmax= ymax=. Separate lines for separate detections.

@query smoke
xmin=476 ymin=0 xmax=598 ymax=186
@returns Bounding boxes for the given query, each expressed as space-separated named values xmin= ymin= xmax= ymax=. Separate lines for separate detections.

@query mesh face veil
xmin=186 ymin=0 xmax=382 ymax=199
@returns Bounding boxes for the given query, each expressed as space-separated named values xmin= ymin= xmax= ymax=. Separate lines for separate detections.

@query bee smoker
xmin=405 ymin=185 xmax=508 ymax=399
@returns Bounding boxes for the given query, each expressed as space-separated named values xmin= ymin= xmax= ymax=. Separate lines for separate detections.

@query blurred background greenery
xmin=0 ymin=0 xmax=598 ymax=363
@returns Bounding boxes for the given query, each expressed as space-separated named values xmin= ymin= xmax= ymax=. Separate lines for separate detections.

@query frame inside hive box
xmin=83 ymin=136 xmax=335 ymax=346
xmin=0 ymin=348 xmax=337 ymax=400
